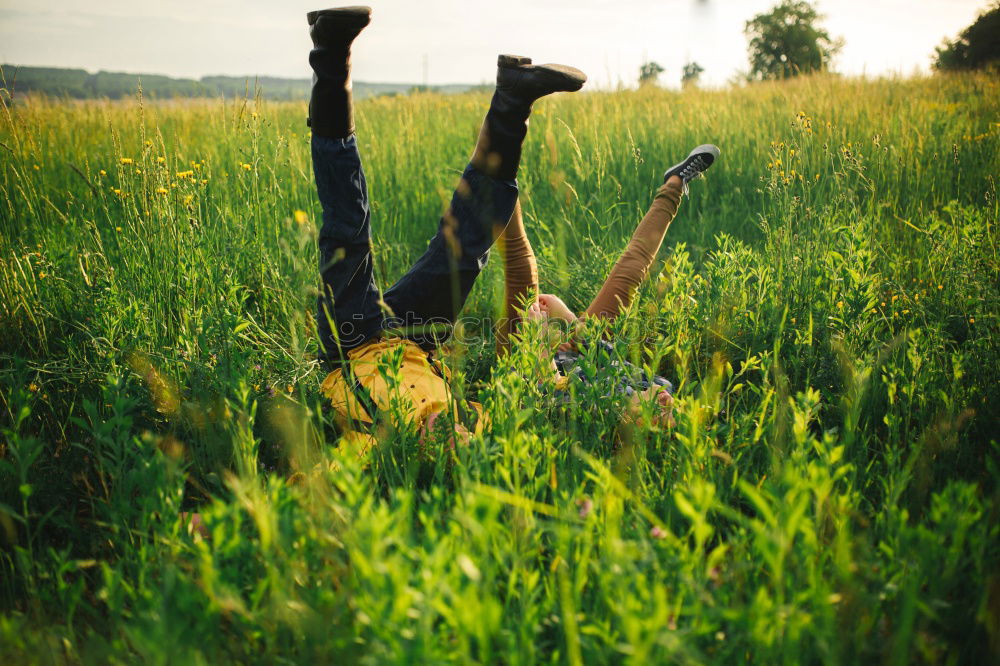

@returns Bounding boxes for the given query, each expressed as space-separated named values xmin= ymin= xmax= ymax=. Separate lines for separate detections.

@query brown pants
xmin=497 ymin=179 xmax=683 ymax=353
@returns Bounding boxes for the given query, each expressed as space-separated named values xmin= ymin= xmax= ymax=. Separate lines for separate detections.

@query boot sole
xmin=498 ymin=54 xmax=533 ymax=68
xmin=498 ymin=58 xmax=588 ymax=93
xmin=532 ymin=64 xmax=587 ymax=92
xmin=307 ymin=6 xmax=372 ymax=26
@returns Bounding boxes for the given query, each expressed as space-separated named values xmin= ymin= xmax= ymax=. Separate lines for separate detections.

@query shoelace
xmin=679 ymin=155 xmax=708 ymax=181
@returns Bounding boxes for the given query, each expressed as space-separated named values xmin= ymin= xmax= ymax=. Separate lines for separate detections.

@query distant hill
xmin=0 ymin=64 xmax=485 ymax=101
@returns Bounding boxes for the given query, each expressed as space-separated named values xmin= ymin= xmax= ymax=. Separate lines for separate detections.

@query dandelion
xmin=28 ymin=382 xmax=39 ymax=393
xmin=120 ymin=157 xmax=134 ymax=165
xmin=33 ymin=164 xmax=41 ymax=170
xmin=99 ymin=169 xmax=107 ymax=177
xmin=294 ymin=209 xmax=309 ymax=225
xmin=176 ymin=170 xmax=194 ymax=179
xmin=157 ymin=156 xmax=166 ymax=164
xmin=156 ymin=187 xmax=169 ymax=195
xmin=969 ymin=317 xmax=976 ymax=324
xmin=182 ymin=195 xmax=194 ymax=206
xmin=115 ymin=226 xmax=123 ymax=232
xmin=135 ymin=168 xmax=142 ymax=175
xmin=200 ymin=179 xmax=208 ymax=186
xmin=242 ymin=163 xmax=252 ymax=171
xmin=902 ymin=309 xmax=910 ymax=314
xmin=145 ymin=139 xmax=152 ymax=147
xmin=836 ymin=300 xmax=844 ymax=309
xmin=38 ymin=272 xmax=47 ymax=280
xmin=938 ymin=284 xmax=943 ymax=290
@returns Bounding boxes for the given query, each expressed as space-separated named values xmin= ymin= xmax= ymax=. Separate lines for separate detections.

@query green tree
xmin=681 ymin=61 xmax=705 ymax=88
xmin=744 ymin=0 xmax=842 ymax=80
xmin=934 ymin=2 xmax=1000 ymax=71
xmin=638 ymin=61 xmax=664 ymax=86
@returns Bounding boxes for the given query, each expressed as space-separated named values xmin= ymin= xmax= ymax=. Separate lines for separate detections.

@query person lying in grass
xmin=495 ymin=145 xmax=720 ymax=430
xmin=306 ymin=6 xmax=586 ymax=451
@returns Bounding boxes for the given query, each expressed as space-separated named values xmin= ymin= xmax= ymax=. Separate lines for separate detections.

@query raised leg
xmin=314 ymin=135 xmax=384 ymax=359
xmin=382 ymin=55 xmax=586 ymax=348
xmin=495 ymin=200 xmax=539 ymax=354
xmin=583 ymin=178 xmax=684 ymax=320
xmin=307 ymin=6 xmax=382 ymax=361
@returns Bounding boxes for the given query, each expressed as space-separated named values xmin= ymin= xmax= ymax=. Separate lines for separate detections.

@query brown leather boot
xmin=472 ymin=54 xmax=586 ymax=180
xmin=306 ymin=6 xmax=372 ymax=138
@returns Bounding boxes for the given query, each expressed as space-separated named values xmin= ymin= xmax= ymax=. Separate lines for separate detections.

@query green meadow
xmin=1 ymin=72 xmax=998 ymax=663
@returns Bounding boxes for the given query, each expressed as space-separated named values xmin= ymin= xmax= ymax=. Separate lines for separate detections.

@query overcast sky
xmin=0 ymin=0 xmax=989 ymax=88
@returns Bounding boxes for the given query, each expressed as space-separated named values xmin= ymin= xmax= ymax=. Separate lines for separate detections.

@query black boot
xmin=472 ymin=55 xmax=587 ymax=181
xmin=306 ymin=6 xmax=372 ymax=138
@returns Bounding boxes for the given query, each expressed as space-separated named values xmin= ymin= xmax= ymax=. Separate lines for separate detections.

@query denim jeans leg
xmin=312 ymin=134 xmax=385 ymax=360
xmin=382 ymin=164 xmax=518 ymax=346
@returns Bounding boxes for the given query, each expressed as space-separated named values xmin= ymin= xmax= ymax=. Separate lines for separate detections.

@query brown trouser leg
xmin=496 ymin=199 xmax=539 ymax=354
xmin=497 ymin=179 xmax=683 ymax=352
xmin=583 ymin=179 xmax=683 ymax=319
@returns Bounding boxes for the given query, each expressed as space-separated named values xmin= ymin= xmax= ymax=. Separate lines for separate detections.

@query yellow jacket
xmin=320 ymin=338 xmax=484 ymax=453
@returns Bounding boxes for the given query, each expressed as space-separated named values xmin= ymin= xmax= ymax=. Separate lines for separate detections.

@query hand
xmin=538 ymin=293 xmax=577 ymax=322
xmin=525 ymin=299 xmax=547 ymax=322
xmin=629 ymin=386 xmax=676 ymax=429
xmin=421 ymin=410 xmax=472 ymax=449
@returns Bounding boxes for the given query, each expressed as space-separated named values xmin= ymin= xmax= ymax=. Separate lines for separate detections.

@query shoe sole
xmin=307 ymin=6 xmax=372 ymax=26
xmin=498 ymin=55 xmax=587 ymax=93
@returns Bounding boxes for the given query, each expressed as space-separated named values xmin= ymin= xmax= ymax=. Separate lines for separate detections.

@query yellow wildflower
xmin=157 ymin=156 xmax=166 ymax=164
xmin=115 ymin=226 xmax=123 ymax=232
xmin=37 ymin=272 xmax=46 ymax=280
xmin=29 ymin=382 xmax=39 ymax=392
xmin=969 ymin=317 xmax=976 ymax=324
xmin=156 ymin=187 xmax=169 ymax=195
xmin=99 ymin=169 xmax=107 ymax=176
xmin=183 ymin=195 xmax=194 ymax=206
xmin=294 ymin=210 xmax=309 ymax=225
xmin=120 ymin=157 xmax=134 ymax=165
xmin=135 ymin=168 xmax=142 ymax=175
xmin=242 ymin=163 xmax=252 ymax=171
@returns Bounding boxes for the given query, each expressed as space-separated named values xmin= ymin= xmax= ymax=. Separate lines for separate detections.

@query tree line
xmin=641 ymin=0 xmax=1000 ymax=88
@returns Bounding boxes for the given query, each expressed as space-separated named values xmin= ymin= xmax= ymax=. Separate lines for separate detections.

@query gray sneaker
xmin=663 ymin=144 xmax=720 ymax=192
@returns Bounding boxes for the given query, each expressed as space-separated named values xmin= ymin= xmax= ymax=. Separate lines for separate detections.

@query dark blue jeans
xmin=313 ymin=134 xmax=518 ymax=361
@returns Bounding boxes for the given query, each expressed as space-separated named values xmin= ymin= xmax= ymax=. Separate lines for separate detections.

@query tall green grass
xmin=1 ymin=72 xmax=998 ymax=663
